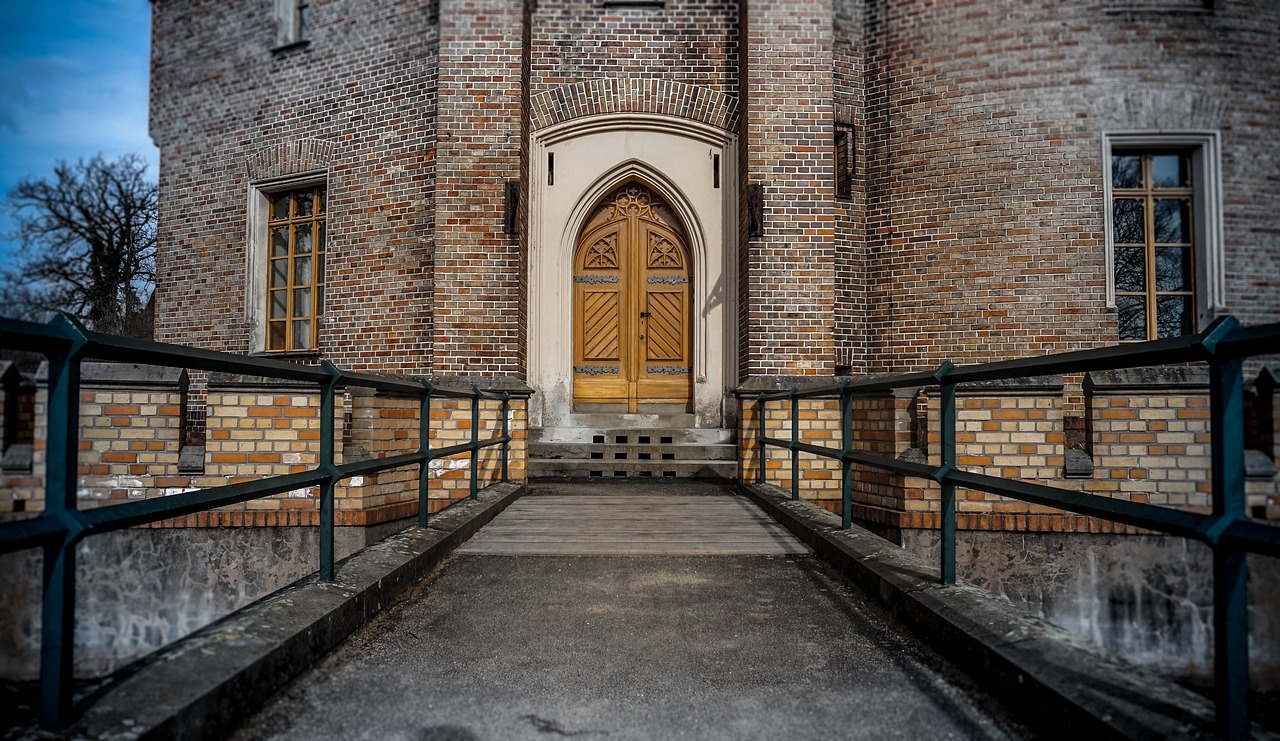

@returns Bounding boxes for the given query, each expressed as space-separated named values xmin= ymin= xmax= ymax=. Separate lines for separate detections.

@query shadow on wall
xmin=903 ymin=530 xmax=1280 ymax=687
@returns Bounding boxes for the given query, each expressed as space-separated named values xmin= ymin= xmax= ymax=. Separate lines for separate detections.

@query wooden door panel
xmin=644 ymin=290 xmax=685 ymax=362
xmin=580 ymin=290 xmax=621 ymax=361
xmin=573 ymin=182 xmax=692 ymax=410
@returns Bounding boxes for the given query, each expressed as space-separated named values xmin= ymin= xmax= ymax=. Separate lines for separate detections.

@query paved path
xmin=459 ymin=489 xmax=809 ymax=556
xmin=231 ymin=481 xmax=1031 ymax=740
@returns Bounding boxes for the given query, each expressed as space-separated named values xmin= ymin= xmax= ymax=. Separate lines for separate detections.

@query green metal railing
xmin=752 ymin=315 xmax=1280 ymax=739
xmin=0 ymin=314 xmax=515 ymax=729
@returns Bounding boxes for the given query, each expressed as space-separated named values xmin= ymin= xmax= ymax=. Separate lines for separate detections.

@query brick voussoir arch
xmin=530 ymin=79 xmax=739 ymax=132
xmin=246 ymin=138 xmax=337 ymax=181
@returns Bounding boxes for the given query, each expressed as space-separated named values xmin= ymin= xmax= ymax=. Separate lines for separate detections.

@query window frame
xmin=1102 ymin=131 xmax=1224 ymax=340
xmin=273 ymin=0 xmax=310 ymax=50
xmin=834 ymin=124 xmax=855 ymax=201
xmin=247 ymin=172 xmax=328 ymax=355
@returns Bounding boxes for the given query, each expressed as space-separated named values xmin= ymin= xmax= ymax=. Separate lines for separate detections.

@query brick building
xmin=4 ymin=0 xmax=1277 ymax=683
xmin=147 ymin=0 xmax=1279 ymax=416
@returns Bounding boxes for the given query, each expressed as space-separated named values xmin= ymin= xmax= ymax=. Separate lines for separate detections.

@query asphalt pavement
xmin=228 ymin=481 xmax=1031 ymax=740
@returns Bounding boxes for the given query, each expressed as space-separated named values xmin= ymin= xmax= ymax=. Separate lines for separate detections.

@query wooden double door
xmin=573 ymin=182 xmax=693 ymax=412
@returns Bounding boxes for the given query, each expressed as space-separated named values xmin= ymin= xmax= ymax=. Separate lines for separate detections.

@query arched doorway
xmin=572 ymin=181 xmax=693 ymax=413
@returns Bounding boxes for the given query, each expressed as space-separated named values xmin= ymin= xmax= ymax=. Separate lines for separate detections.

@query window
xmin=1104 ymin=133 xmax=1223 ymax=342
xmin=274 ymin=0 xmax=309 ymax=48
xmin=834 ymin=125 xmax=854 ymax=200
xmin=265 ymin=187 xmax=325 ymax=352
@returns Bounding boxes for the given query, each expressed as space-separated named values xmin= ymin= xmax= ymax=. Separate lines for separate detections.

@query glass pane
xmin=1155 ymin=247 xmax=1192 ymax=292
xmin=1114 ymin=247 xmax=1146 ymax=293
xmin=293 ymin=288 xmax=311 ymax=317
xmin=316 ymin=188 xmax=325 ymax=213
xmin=317 ymin=222 xmax=325 ymax=252
xmin=294 ymin=255 xmax=312 ymax=285
xmin=268 ymin=321 xmax=286 ymax=351
xmin=271 ymin=227 xmax=289 ymax=257
xmin=297 ymin=190 xmax=314 ymax=217
xmin=316 ymin=256 xmax=325 ymax=284
xmin=1112 ymin=155 xmax=1142 ymax=189
xmin=270 ymin=290 xmax=288 ymax=318
xmin=316 ymin=285 xmax=324 ymax=315
xmin=1152 ymin=154 xmax=1188 ymax=188
xmin=1116 ymin=295 xmax=1147 ymax=341
xmin=1113 ymin=199 xmax=1144 ymax=244
xmin=1156 ymin=295 xmax=1193 ymax=338
xmin=270 ymin=258 xmax=288 ymax=288
xmin=1154 ymin=199 xmax=1190 ymax=243
xmin=271 ymin=193 xmax=290 ymax=220
xmin=296 ymin=224 xmax=312 ymax=255
xmin=292 ymin=320 xmax=312 ymax=350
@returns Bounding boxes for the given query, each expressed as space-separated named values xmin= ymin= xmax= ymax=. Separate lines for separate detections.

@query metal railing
xmin=0 ymin=314 xmax=516 ymax=729
xmin=751 ymin=315 xmax=1280 ymax=739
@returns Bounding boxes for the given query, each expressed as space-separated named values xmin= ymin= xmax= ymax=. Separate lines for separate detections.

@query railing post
xmin=1205 ymin=318 xmax=1249 ymax=739
xmin=469 ymin=387 xmax=481 ymax=500
xmin=40 ymin=315 xmax=88 ymax=729
xmin=790 ymin=388 xmax=800 ymax=501
xmin=840 ymin=381 xmax=853 ymax=531
xmin=501 ymin=391 xmax=511 ymax=483
xmin=935 ymin=362 xmax=957 ymax=586
xmin=418 ymin=380 xmax=434 ymax=528
xmin=755 ymin=392 xmax=767 ymax=486
xmin=318 ymin=362 xmax=341 ymax=581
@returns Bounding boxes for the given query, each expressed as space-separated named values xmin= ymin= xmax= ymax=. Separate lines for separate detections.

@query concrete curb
xmin=59 ymin=483 xmax=525 ymax=741
xmin=739 ymin=482 xmax=1274 ymax=741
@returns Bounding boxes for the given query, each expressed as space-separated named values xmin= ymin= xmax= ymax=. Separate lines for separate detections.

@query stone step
xmin=530 ymin=427 xmax=734 ymax=445
xmin=528 ymin=458 xmax=738 ymax=480
xmin=560 ymin=413 xmax=698 ymax=429
xmin=528 ymin=442 xmax=737 ymax=462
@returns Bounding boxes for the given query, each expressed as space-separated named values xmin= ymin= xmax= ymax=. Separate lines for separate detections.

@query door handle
xmin=640 ymin=311 xmax=651 ymax=318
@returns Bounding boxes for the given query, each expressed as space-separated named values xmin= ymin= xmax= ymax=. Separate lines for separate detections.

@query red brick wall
xmin=150 ymin=0 xmax=438 ymax=374
xmin=740 ymin=0 xmax=836 ymax=375
xmin=856 ymin=0 xmax=1280 ymax=373
xmin=528 ymin=0 xmax=738 ymax=99
xmin=432 ymin=0 xmax=524 ymax=375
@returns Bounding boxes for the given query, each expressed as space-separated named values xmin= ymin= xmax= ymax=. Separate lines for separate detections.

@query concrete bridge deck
xmin=229 ymin=481 xmax=1027 ymax=740
xmin=20 ymin=479 xmax=1236 ymax=740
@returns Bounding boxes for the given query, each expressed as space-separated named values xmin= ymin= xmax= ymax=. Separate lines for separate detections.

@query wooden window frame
xmin=264 ymin=186 xmax=325 ymax=352
xmin=1102 ymin=131 xmax=1223 ymax=341
xmin=247 ymin=173 xmax=327 ymax=355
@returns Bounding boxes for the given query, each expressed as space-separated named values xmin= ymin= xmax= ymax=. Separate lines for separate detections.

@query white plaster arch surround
xmin=528 ymin=113 xmax=739 ymax=429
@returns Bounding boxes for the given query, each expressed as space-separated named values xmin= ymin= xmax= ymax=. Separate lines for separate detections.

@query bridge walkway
xmin=229 ymin=480 xmax=1030 ymax=740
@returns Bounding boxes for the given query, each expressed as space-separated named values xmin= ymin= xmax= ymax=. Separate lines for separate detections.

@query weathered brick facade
xmin=136 ymin=0 xmax=1279 ymax=523
xmin=3 ymin=0 xmax=1279 ymax=688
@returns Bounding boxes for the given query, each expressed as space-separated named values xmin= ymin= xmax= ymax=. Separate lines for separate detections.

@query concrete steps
xmin=528 ymin=426 xmax=738 ymax=480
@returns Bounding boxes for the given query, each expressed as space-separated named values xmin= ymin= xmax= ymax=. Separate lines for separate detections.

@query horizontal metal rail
xmin=753 ymin=315 xmax=1280 ymax=739
xmin=0 ymin=314 xmax=516 ymax=730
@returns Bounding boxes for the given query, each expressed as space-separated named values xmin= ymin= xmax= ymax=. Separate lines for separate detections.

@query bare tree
xmin=2 ymin=154 xmax=157 ymax=338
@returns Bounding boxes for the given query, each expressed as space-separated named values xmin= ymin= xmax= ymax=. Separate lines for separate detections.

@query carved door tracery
xmin=573 ymin=182 xmax=693 ymax=412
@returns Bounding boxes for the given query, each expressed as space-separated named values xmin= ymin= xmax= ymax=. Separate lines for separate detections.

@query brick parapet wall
xmin=737 ymin=368 xmax=1279 ymax=533
xmin=0 ymin=363 xmax=189 ymax=518
xmin=0 ymin=369 xmax=530 ymax=527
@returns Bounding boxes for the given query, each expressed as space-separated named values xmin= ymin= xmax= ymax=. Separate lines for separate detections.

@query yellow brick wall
xmin=738 ymin=370 xmax=1279 ymax=533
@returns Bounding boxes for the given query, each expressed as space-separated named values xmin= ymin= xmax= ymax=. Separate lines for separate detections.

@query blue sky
xmin=0 ymin=0 xmax=157 ymax=263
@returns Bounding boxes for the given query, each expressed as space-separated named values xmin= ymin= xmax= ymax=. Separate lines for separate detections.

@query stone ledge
xmin=738 ymin=481 xmax=1272 ymax=740
xmin=36 ymin=362 xmax=186 ymax=389
xmin=1085 ymin=366 xmax=1209 ymax=393
xmin=20 ymin=483 xmax=524 ymax=741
